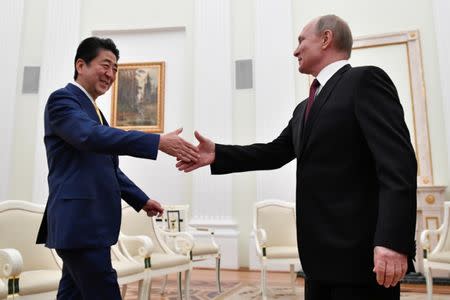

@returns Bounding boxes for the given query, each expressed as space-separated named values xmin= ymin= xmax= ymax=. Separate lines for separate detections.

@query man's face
xmin=76 ymin=49 xmax=118 ymax=99
xmin=293 ymin=21 xmax=323 ymax=76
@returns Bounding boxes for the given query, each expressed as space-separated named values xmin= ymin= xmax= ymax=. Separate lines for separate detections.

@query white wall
xmin=8 ymin=0 xmax=47 ymax=201
xmin=5 ymin=0 xmax=450 ymax=268
xmin=292 ymin=0 xmax=448 ymax=188
xmin=80 ymin=0 xmax=197 ymax=206
xmin=94 ymin=28 xmax=192 ymax=205
xmin=432 ymin=0 xmax=450 ymax=190
xmin=1 ymin=0 xmax=25 ymax=200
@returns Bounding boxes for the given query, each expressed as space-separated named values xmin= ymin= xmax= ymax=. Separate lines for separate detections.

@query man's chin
xmin=98 ymin=87 xmax=110 ymax=95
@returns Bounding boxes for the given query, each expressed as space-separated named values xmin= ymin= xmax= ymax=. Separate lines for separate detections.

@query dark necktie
xmin=304 ymin=79 xmax=320 ymax=122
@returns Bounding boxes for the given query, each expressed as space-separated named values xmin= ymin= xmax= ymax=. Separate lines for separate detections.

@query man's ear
xmin=322 ymin=30 xmax=333 ymax=50
xmin=75 ymin=58 xmax=85 ymax=75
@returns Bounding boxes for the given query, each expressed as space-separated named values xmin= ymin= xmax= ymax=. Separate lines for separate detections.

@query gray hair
xmin=315 ymin=15 xmax=353 ymax=58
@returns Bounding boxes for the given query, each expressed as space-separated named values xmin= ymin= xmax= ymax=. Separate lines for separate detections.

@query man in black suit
xmin=177 ymin=14 xmax=417 ymax=300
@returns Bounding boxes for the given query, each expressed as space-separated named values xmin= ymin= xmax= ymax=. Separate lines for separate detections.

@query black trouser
xmin=56 ymin=247 xmax=121 ymax=300
xmin=305 ymin=277 xmax=400 ymax=300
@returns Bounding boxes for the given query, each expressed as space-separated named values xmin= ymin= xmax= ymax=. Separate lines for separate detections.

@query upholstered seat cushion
xmin=192 ymin=242 xmax=219 ymax=256
xmin=112 ymin=260 xmax=144 ymax=277
xmin=264 ymin=246 xmax=299 ymax=259
xmin=428 ymin=251 xmax=450 ymax=263
xmin=19 ymin=269 xmax=61 ymax=295
xmin=134 ymin=253 xmax=190 ymax=270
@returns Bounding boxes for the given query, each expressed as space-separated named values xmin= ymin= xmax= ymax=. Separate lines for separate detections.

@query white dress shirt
xmin=315 ymin=60 xmax=349 ymax=95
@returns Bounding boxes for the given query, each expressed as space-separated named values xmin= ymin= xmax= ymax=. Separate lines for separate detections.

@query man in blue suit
xmin=36 ymin=37 xmax=199 ymax=299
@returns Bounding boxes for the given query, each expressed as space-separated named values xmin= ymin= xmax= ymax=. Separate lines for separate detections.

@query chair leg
xmin=160 ymin=274 xmax=168 ymax=295
xmin=289 ymin=264 xmax=296 ymax=294
xmin=136 ymin=274 xmax=150 ymax=300
xmin=184 ymin=268 xmax=191 ymax=299
xmin=423 ymin=263 xmax=433 ymax=300
xmin=147 ymin=277 xmax=152 ymax=300
xmin=216 ymin=254 xmax=222 ymax=293
xmin=138 ymin=270 xmax=152 ymax=300
xmin=177 ymin=272 xmax=183 ymax=300
xmin=121 ymin=284 xmax=128 ymax=299
xmin=260 ymin=263 xmax=267 ymax=298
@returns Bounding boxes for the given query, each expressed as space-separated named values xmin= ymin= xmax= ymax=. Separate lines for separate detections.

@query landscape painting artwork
xmin=111 ymin=62 xmax=165 ymax=132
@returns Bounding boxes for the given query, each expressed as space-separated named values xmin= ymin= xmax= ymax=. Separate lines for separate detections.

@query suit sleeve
xmin=116 ymin=167 xmax=149 ymax=212
xmin=354 ymin=66 xmax=417 ymax=257
xmin=47 ymin=90 xmax=159 ymax=159
xmin=211 ymin=119 xmax=296 ymax=174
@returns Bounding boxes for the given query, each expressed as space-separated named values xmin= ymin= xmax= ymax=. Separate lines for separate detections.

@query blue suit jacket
xmin=36 ymin=83 xmax=160 ymax=249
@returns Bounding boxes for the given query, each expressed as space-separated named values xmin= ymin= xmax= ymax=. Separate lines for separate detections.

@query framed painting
xmin=111 ymin=62 xmax=165 ymax=132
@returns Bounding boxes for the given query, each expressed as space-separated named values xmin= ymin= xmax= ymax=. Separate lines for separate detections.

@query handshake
xmin=158 ymin=128 xmax=215 ymax=173
xmin=145 ymin=129 xmax=215 ymax=218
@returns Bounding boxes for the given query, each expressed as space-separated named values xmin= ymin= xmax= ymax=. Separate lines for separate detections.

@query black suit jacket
xmin=211 ymin=65 xmax=417 ymax=283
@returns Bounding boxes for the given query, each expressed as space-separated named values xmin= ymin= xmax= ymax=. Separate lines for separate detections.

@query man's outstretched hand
xmin=142 ymin=199 xmax=164 ymax=217
xmin=159 ymin=128 xmax=199 ymax=163
xmin=176 ymin=131 xmax=215 ymax=172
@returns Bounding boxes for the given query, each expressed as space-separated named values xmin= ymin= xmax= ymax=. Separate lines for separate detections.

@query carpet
xmin=215 ymin=283 xmax=301 ymax=299
xmin=125 ymin=278 xmax=240 ymax=300
xmin=216 ymin=283 xmax=450 ymax=300
xmin=125 ymin=280 xmax=450 ymax=299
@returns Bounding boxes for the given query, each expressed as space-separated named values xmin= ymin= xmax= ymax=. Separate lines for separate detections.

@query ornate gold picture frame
xmin=111 ymin=62 xmax=165 ymax=133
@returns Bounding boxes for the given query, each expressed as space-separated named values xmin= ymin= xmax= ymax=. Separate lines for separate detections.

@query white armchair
xmin=0 ymin=200 xmax=149 ymax=300
xmin=253 ymin=199 xmax=300 ymax=298
xmin=111 ymin=243 xmax=150 ymax=300
xmin=420 ymin=201 xmax=450 ymax=300
xmin=0 ymin=200 xmax=61 ymax=299
xmin=157 ymin=204 xmax=222 ymax=293
xmin=119 ymin=204 xmax=193 ymax=299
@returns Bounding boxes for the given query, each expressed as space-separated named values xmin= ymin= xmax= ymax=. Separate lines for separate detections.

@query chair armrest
xmin=119 ymin=233 xmax=154 ymax=258
xmin=254 ymin=228 xmax=267 ymax=247
xmin=160 ymin=231 xmax=194 ymax=255
xmin=0 ymin=248 xmax=23 ymax=278
xmin=420 ymin=221 xmax=446 ymax=247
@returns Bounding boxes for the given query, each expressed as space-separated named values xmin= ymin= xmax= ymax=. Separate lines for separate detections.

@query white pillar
xmin=0 ymin=0 xmax=24 ymax=200
xmin=250 ymin=0 xmax=297 ymax=270
xmin=254 ymin=0 xmax=296 ymax=203
xmin=192 ymin=0 xmax=238 ymax=269
xmin=32 ymin=0 xmax=81 ymax=204
xmin=432 ymin=0 xmax=450 ymax=176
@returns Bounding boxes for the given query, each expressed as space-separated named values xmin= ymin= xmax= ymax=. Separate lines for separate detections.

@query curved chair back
xmin=254 ymin=199 xmax=297 ymax=247
xmin=0 ymin=200 xmax=60 ymax=271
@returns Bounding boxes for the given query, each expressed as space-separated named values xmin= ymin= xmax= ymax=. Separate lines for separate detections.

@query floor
xmin=124 ymin=268 xmax=450 ymax=299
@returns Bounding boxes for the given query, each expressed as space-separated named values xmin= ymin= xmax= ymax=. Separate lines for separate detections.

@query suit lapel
xmin=66 ymin=83 xmax=103 ymax=125
xmin=298 ymin=64 xmax=351 ymax=157
xmin=66 ymin=84 xmax=118 ymax=168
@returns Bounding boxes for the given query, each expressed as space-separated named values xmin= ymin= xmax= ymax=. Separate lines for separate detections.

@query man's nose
xmin=105 ymin=67 xmax=114 ymax=78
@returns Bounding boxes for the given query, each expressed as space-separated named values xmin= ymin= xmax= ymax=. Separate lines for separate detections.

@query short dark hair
xmin=315 ymin=15 xmax=353 ymax=58
xmin=73 ymin=37 xmax=120 ymax=80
